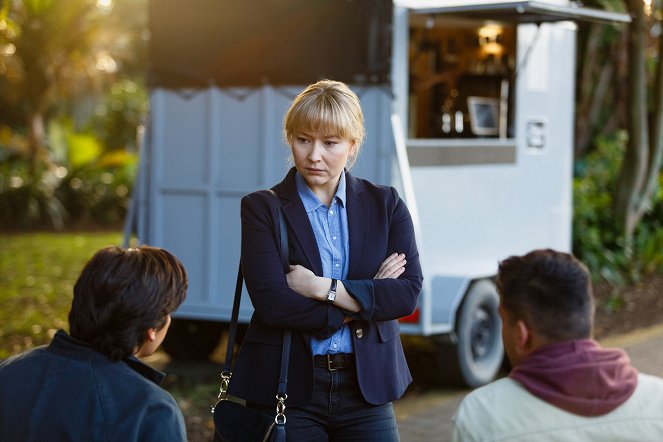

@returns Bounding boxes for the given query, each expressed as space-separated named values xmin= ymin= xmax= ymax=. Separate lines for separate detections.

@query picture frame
xmin=467 ymin=96 xmax=500 ymax=136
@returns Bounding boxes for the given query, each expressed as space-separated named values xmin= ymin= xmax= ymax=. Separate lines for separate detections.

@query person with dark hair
xmin=0 ymin=246 xmax=188 ymax=442
xmin=452 ymin=249 xmax=663 ymax=441
xmin=230 ymin=80 xmax=423 ymax=440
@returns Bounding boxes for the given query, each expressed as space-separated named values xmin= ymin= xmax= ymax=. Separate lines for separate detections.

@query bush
xmin=0 ymin=122 xmax=137 ymax=230
xmin=573 ymin=130 xmax=663 ymax=284
xmin=0 ymin=161 xmax=68 ymax=230
xmin=56 ymin=150 xmax=137 ymax=226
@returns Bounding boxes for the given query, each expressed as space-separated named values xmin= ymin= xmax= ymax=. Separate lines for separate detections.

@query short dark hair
xmin=69 ymin=246 xmax=187 ymax=361
xmin=496 ymin=249 xmax=594 ymax=341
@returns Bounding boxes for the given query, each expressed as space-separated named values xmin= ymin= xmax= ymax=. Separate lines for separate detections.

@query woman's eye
xmin=297 ymin=137 xmax=310 ymax=144
xmin=324 ymin=141 xmax=338 ymax=147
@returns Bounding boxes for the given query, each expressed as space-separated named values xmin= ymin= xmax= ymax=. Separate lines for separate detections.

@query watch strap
xmin=326 ymin=278 xmax=338 ymax=304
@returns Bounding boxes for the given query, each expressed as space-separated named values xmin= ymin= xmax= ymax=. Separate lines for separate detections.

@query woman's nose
xmin=308 ymin=141 xmax=323 ymax=161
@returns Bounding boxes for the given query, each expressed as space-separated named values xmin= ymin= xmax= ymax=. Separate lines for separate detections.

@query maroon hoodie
xmin=510 ymin=339 xmax=638 ymax=416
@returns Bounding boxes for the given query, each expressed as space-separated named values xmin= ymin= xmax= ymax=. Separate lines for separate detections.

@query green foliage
xmin=0 ymin=231 xmax=122 ymax=359
xmin=88 ymin=78 xmax=148 ymax=151
xmin=0 ymin=120 xmax=137 ymax=230
xmin=0 ymin=0 xmax=148 ymax=230
xmin=57 ymin=156 xmax=137 ymax=225
xmin=574 ymin=130 xmax=663 ymax=283
xmin=573 ymin=131 xmax=626 ymax=283
xmin=52 ymin=118 xmax=138 ymax=225
xmin=0 ymin=160 xmax=67 ymax=229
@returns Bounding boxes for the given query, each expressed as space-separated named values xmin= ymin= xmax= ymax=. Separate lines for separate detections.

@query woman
xmin=229 ymin=80 xmax=423 ymax=441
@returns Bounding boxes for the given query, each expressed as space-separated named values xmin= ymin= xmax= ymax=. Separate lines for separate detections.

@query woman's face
xmin=291 ymin=129 xmax=356 ymax=200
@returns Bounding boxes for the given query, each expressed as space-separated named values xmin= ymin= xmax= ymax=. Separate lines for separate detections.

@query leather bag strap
xmin=223 ymin=191 xmax=292 ymax=399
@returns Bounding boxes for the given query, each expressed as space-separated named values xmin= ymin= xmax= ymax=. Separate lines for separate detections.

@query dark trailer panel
xmin=149 ymin=0 xmax=393 ymax=88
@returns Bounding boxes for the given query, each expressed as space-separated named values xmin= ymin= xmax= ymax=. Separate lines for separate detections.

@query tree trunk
xmin=614 ymin=0 xmax=649 ymax=250
xmin=637 ymin=18 xmax=663 ymax=218
xmin=27 ymin=110 xmax=45 ymax=179
xmin=575 ymin=23 xmax=609 ymax=157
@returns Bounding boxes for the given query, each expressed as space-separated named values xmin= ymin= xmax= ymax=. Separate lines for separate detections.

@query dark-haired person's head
xmin=496 ymin=249 xmax=594 ymax=365
xmin=69 ymin=246 xmax=187 ymax=361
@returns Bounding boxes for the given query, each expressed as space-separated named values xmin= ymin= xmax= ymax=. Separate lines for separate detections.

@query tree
xmin=614 ymin=0 xmax=663 ymax=249
xmin=0 ymin=0 xmax=114 ymax=177
xmin=575 ymin=3 xmax=628 ymax=158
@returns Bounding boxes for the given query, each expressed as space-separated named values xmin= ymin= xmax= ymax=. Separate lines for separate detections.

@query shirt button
xmin=355 ymin=328 xmax=364 ymax=339
xmin=335 ymin=263 xmax=339 ymax=268
xmin=332 ymin=343 xmax=338 ymax=349
xmin=329 ymin=210 xmax=334 ymax=215
xmin=333 ymin=236 xmax=337 ymax=240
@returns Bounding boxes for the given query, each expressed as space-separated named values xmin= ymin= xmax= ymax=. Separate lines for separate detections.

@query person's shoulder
xmin=453 ymin=378 xmax=525 ymax=440
xmin=348 ymin=174 xmax=399 ymax=203
xmin=0 ymin=345 xmax=48 ymax=372
xmin=242 ymin=189 xmax=276 ymax=203
xmin=240 ymin=189 xmax=280 ymax=218
xmin=349 ymin=174 xmax=393 ymax=194
xmin=635 ymin=372 xmax=663 ymax=396
xmin=242 ymin=168 xmax=293 ymax=205
xmin=92 ymin=361 xmax=186 ymax=439
xmin=457 ymin=377 xmax=523 ymax=412
xmin=96 ymin=359 xmax=178 ymax=405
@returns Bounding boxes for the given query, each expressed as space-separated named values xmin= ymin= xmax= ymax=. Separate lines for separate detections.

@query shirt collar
xmin=295 ymin=170 xmax=346 ymax=212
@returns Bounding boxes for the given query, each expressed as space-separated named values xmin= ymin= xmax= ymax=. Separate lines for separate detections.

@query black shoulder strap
xmin=224 ymin=191 xmax=291 ymax=398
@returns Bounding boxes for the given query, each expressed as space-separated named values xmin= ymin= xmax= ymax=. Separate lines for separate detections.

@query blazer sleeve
xmin=240 ymin=192 xmax=346 ymax=337
xmin=342 ymin=187 xmax=423 ymax=323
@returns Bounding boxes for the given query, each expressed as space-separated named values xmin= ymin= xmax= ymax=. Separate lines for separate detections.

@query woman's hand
xmin=374 ymin=253 xmax=406 ymax=279
xmin=286 ymin=264 xmax=327 ymax=300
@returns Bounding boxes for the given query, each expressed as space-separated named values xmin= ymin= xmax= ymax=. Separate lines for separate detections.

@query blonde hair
xmin=284 ymin=80 xmax=366 ymax=168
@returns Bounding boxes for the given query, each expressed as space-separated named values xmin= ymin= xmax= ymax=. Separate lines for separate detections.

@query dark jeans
xmin=250 ymin=366 xmax=399 ymax=442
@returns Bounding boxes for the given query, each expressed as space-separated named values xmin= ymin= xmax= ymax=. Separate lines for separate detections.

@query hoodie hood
xmin=510 ymin=339 xmax=638 ymax=416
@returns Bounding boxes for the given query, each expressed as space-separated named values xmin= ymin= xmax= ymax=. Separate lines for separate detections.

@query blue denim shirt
xmin=295 ymin=171 xmax=353 ymax=355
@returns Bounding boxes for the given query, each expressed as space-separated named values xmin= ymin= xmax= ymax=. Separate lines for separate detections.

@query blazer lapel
xmin=345 ymin=172 xmax=370 ymax=279
xmin=274 ymin=169 xmax=323 ymax=276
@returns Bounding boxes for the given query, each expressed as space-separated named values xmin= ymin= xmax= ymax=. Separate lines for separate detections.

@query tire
xmin=161 ymin=319 xmax=226 ymax=360
xmin=436 ymin=279 xmax=504 ymax=388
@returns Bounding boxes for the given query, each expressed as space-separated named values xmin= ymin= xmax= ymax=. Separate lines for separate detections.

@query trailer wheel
xmin=161 ymin=319 xmax=226 ymax=360
xmin=440 ymin=279 xmax=504 ymax=388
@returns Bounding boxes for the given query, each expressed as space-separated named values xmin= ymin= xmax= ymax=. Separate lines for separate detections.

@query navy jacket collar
xmin=49 ymin=329 xmax=166 ymax=385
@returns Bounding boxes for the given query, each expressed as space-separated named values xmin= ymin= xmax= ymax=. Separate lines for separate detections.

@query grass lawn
xmin=0 ymin=231 xmax=124 ymax=359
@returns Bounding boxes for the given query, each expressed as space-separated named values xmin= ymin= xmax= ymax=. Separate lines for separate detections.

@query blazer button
xmin=355 ymin=328 xmax=364 ymax=338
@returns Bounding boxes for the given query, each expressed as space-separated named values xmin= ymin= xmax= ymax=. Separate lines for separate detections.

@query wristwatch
xmin=326 ymin=278 xmax=337 ymax=304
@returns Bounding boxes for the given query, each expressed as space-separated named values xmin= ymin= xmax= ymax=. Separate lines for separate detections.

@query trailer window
xmin=408 ymin=15 xmax=516 ymax=140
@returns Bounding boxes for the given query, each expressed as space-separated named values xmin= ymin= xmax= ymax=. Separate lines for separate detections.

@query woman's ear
xmin=349 ymin=140 xmax=358 ymax=156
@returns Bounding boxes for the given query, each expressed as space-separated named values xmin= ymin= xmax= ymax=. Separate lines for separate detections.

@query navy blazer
xmin=229 ymin=168 xmax=423 ymax=406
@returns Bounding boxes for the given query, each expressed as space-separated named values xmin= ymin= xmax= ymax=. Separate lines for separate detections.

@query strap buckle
xmin=217 ymin=371 xmax=232 ymax=400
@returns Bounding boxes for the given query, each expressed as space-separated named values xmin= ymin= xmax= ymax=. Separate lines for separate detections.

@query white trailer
xmin=130 ymin=0 xmax=629 ymax=387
